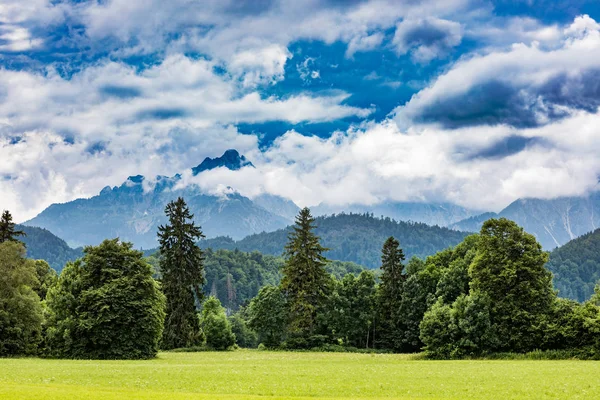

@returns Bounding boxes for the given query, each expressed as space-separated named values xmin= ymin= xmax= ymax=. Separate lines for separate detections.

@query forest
xmin=1 ymin=201 xmax=600 ymax=360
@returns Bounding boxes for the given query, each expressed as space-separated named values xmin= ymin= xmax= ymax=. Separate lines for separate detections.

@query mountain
xmin=191 ymin=149 xmax=254 ymax=175
xmin=24 ymin=150 xmax=293 ymax=249
xmin=200 ymin=213 xmax=470 ymax=268
xmin=18 ymin=225 xmax=83 ymax=271
xmin=450 ymin=192 xmax=600 ymax=250
xmin=546 ymin=228 xmax=600 ymax=302
xmin=313 ymin=201 xmax=479 ymax=227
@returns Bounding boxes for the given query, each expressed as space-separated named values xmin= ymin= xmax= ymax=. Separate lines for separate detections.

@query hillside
xmin=18 ymin=225 xmax=83 ymax=271
xmin=546 ymin=228 xmax=600 ymax=302
xmin=450 ymin=192 xmax=600 ymax=250
xmin=201 ymin=213 xmax=471 ymax=268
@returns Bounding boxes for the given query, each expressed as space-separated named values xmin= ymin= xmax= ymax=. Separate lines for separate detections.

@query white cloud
xmin=0 ymin=55 xmax=371 ymax=222
xmin=394 ymin=15 xmax=600 ymax=128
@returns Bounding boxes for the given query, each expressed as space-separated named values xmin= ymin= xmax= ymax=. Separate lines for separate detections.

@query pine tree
xmin=158 ymin=197 xmax=205 ymax=349
xmin=280 ymin=207 xmax=331 ymax=342
xmin=377 ymin=236 xmax=406 ymax=350
xmin=0 ymin=210 xmax=25 ymax=244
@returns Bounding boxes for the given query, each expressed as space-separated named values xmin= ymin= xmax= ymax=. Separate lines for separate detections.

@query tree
xmin=376 ymin=236 xmax=405 ymax=350
xmin=33 ymin=259 xmax=57 ymax=301
xmin=326 ymin=271 xmax=376 ymax=348
xmin=0 ymin=241 xmax=43 ymax=356
xmin=469 ymin=218 xmax=555 ymax=353
xmin=200 ymin=297 xmax=235 ymax=350
xmin=229 ymin=307 xmax=258 ymax=348
xmin=0 ymin=210 xmax=25 ymax=244
xmin=158 ymin=197 xmax=206 ymax=349
xmin=247 ymin=286 xmax=288 ymax=348
xmin=280 ymin=207 xmax=332 ymax=342
xmin=45 ymin=239 xmax=165 ymax=359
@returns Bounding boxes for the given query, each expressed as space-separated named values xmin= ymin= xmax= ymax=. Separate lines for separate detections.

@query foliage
xmin=32 ymin=260 xmax=57 ymax=301
xmin=0 ymin=210 xmax=25 ymax=244
xmin=469 ymin=218 xmax=554 ymax=353
xmin=546 ymin=228 xmax=600 ymax=302
xmin=45 ymin=239 xmax=165 ymax=359
xmin=202 ymin=212 xmax=470 ymax=268
xmin=158 ymin=197 xmax=205 ymax=350
xmin=324 ymin=271 xmax=376 ymax=348
xmin=281 ymin=208 xmax=332 ymax=341
xmin=0 ymin=241 xmax=43 ymax=356
xmin=247 ymin=286 xmax=288 ymax=348
xmin=376 ymin=236 xmax=405 ymax=350
xmin=229 ymin=309 xmax=257 ymax=348
xmin=200 ymin=297 xmax=235 ymax=350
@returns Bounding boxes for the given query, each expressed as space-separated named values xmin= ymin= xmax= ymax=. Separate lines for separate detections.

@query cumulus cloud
xmin=394 ymin=15 xmax=600 ymax=129
xmin=0 ymin=54 xmax=371 ymax=221
xmin=393 ymin=18 xmax=463 ymax=63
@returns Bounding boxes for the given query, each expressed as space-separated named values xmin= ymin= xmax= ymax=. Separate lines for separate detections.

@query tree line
xmin=2 ymin=204 xmax=600 ymax=359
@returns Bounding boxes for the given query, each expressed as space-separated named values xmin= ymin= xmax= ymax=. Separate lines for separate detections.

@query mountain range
xmin=22 ymin=148 xmax=600 ymax=251
xmin=24 ymin=150 xmax=294 ymax=249
xmin=450 ymin=194 xmax=600 ymax=250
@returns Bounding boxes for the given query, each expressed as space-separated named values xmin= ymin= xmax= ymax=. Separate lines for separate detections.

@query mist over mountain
xmin=24 ymin=150 xmax=291 ymax=249
xmin=451 ymin=193 xmax=600 ymax=250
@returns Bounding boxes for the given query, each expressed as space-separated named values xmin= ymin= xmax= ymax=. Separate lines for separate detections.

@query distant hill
xmin=24 ymin=150 xmax=294 ymax=248
xmin=18 ymin=225 xmax=83 ymax=271
xmin=314 ymin=201 xmax=479 ymax=228
xmin=546 ymin=228 xmax=600 ymax=302
xmin=200 ymin=213 xmax=471 ymax=268
xmin=450 ymin=193 xmax=600 ymax=250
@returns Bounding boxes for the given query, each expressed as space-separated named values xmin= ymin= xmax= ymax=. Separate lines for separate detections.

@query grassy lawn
xmin=0 ymin=351 xmax=598 ymax=399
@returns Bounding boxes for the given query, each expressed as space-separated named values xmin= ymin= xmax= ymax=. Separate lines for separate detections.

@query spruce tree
xmin=280 ymin=207 xmax=331 ymax=343
xmin=0 ymin=210 xmax=25 ymax=244
xmin=377 ymin=236 xmax=406 ymax=350
xmin=158 ymin=197 xmax=205 ymax=349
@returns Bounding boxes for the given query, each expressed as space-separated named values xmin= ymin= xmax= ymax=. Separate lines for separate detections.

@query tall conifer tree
xmin=281 ymin=207 xmax=331 ymax=340
xmin=0 ymin=210 xmax=25 ymax=244
xmin=377 ymin=236 xmax=406 ymax=350
xmin=158 ymin=197 xmax=205 ymax=349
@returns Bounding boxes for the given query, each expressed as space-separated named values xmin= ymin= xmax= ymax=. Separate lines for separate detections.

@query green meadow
xmin=1 ymin=351 xmax=598 ymax=400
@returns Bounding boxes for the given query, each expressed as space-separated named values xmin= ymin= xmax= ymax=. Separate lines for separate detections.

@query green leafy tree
xmin=0 ymin=210 xmax=25 ymax=244
xmin=280 ymin=207 xmax=332 ymax=341
xmin=376 ymin=236 xmax=406 ymax=350
xmin=326 ymin=271 xmax=376 ymax=348
xmin=45 ymin=239 xmax=165 ymax=359
xmin=200 ymin=297 xmax=236 ymax=350
xmin=469 ymin=218 xmax=555 ymax=353
xmin=0 ymin=241 xmax=43 ymax=356
xmin=247 ymin=285 xmax=288 ymax=348
xmin=229 ymin=308 xmax=258 ymax=348
xmin=158 ymin=197 xmax=206 ymax=349
xmin=33 ymin=260 xmax=58 ymax=301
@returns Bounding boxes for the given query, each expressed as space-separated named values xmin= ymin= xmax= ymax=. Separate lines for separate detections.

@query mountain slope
xmin=314 ymin=201 xmax=479 ymax=227
xmin=24 ymin=150 xmax=293 ymax=248
xmin=450 ymin=192 xmax=600 ymax=250
xmin=201 ymin=213 xmax=470 ymax=268
xmin=18 ymin=225 xmax=83 ymax=271
xmin=546 ymin=228 xmax=600 ymax=302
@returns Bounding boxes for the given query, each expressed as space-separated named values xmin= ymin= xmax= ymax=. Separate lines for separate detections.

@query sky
xmin=1 ymin=0 xmax=600 ymax=222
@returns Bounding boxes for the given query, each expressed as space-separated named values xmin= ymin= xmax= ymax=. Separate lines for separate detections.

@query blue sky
xmin=1 ymin=0 xmax=600 ymax=221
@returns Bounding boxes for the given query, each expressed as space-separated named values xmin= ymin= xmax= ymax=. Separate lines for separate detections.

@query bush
xmin=45 ymin=239 xmax=165 ymax=359
xmin=200 ymin=297 xmax=235 ymax=350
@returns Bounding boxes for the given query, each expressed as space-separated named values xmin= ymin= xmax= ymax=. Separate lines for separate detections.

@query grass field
xmin=1 ymin=351 xmax=599 ymax=399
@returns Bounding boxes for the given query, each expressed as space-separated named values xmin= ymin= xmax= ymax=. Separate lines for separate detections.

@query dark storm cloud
xmin=410 ymin=69 xmax=600 ymax=129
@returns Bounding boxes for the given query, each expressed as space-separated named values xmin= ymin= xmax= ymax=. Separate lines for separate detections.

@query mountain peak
xmin=192 ymin=149 xmax=254 ymax=176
